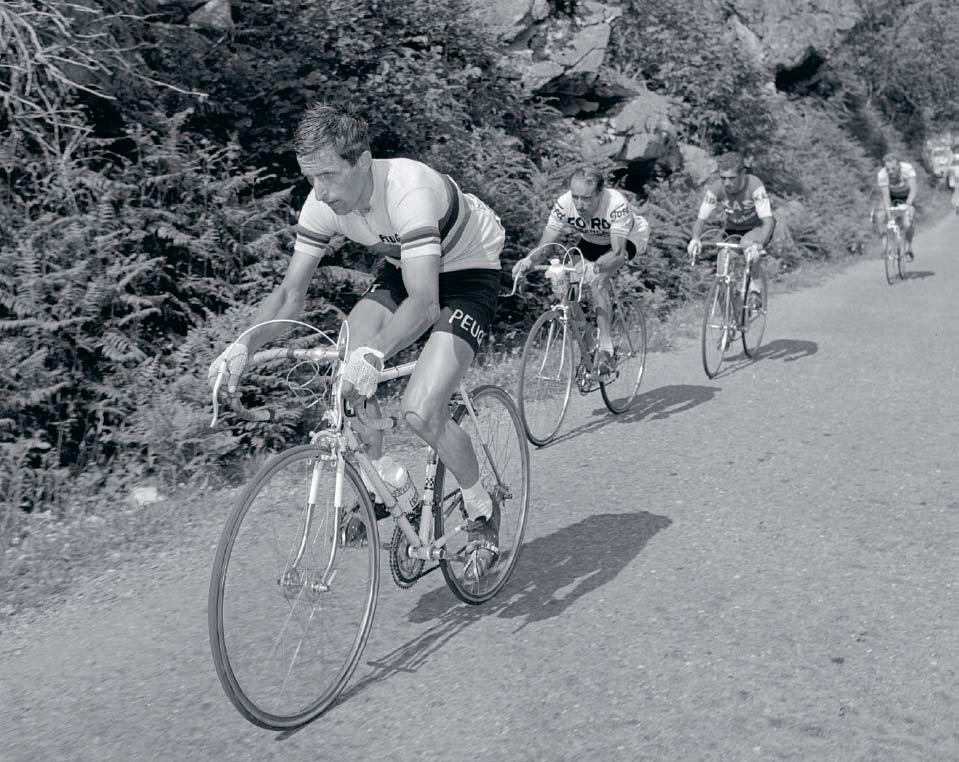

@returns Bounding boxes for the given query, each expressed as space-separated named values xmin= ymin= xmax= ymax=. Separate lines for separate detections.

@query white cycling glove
xmin=208 ymin=343 xmax=248 ymax=395
xmin=578 ymin=260 xmax=600 ymax=286
xmin=342 ymin=346 xmax=384 ymax=398
xmin=744 ymin=243 xmax=762 ymax=264
xmin=686 ymin=238 xmax=702 ymax=259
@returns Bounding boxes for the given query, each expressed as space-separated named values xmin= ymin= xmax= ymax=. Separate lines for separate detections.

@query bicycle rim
xmin=208 ymin=444 xmax=379 ymax=729
xmin=883 ymin=235 xmax=896 ymax=285
xmin=897 ymin=237 xmax=906 ymax=279
xmin=701 ymin=280 xmax=728 ymax=379
xmin=741 ymin=272 xmax=767 ymax=358
xmin=517 ymin=309 xmax=574 ymax=446
xmin=600 ymin=298 xmax=647 ymax=413
xmin=435 ymin=385 xmax=530 ymax=604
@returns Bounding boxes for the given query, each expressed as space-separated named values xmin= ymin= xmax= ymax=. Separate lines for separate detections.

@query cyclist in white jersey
xmin=876 ymin=152 xmax=918 ymax=260
xmin=512 ymin=167 xmax=650 ymax=375
xmin=209 ymin=102 xmax=506 ymax=581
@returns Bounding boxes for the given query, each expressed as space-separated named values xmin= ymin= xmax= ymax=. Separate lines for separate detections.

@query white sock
xmin=459 ymin=480 xmax=491 ymax=521
xmin=598 ymin=332 xmax=614 ymax=353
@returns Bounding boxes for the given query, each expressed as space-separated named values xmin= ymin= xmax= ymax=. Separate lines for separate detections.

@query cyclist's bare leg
xmin=401 ymin=331 xmax=491 ymax=519
xmin=589 ymin=273 xmax=614 ymax=354
xmin=344 ymin=298 xmax=393 ymax=460
xmin=740 ymin=229 xmax=765 ymax=295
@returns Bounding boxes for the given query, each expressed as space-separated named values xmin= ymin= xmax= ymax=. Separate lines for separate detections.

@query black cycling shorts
xmin=577 ymin=238 xmax=638 ymax=262
xmin=361 ymin=261 xmax=499 ymax=354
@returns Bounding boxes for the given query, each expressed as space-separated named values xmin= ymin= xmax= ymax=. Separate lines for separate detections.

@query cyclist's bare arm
xmin=529 ymin=226 xmax=564 ymax=264
xmin=905 ymin=176 xmax=918 ymax=206
xmin=364 ymin=255 xmax=441 ymax=360
xmin=879 ymin=185 xmax=892 ymax=211
xmin=595 ymin=232 xmax=628 ymax=273
xmin=691 ymin=191 xmax=716 ymax=240
xmin=755 ymin=215 xmax=775 ymax=248
xmin=237 ymin=251 xmax=322 ymax=352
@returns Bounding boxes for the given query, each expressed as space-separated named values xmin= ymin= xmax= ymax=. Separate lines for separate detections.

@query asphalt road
xmin=2 ymin=215 xmax=959 ymax=762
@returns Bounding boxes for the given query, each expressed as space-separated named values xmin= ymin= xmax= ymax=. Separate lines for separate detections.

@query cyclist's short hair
xmin=717 ymin=151 xmax=745 ymax=173
xmin=293 ymin=102 xmax=370 ymax=165
xmin=882 ymin=151 xmax=900 ymax=164
xmin=569 ymin=166 xmax=605 ymax=192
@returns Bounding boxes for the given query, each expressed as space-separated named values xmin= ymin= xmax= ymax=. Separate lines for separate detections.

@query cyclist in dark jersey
xmin=687 ymin=151 xmax=775 ymax=299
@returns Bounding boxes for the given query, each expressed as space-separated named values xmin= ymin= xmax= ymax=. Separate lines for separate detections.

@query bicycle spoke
xmin=600 ymin=298 xmax=647 ymax=413
xmin=701 ymin=280 xmax=728 ymax=378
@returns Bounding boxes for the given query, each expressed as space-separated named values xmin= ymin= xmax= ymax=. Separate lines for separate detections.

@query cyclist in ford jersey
xmin=511 ymin=167 xmax=650 ymax=376
xmin=876 ymin=151 xmax=918 ymax=260
xmin=208 ymin=102 xmax=506 ymax=581
xmin=686 ymin=151 xmax=775 ymax=302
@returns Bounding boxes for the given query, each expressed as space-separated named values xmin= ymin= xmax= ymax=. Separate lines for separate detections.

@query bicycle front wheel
xmin=883 ymin=234 xmax=896 ymax=285
xmin=897 ymin=236 xmax=907 ymax=279
xmin=701 ymin=280 xmax=730 ymax=379
xmin=742 ymin=271 xmax=768 ymax=359
xmin=435 ymin=385 xmax=530 ymax=605
xmin=517 ymin=309 xmax=575 ymax=446
xmin=208 ymin=444 xmax=379 ymax=729
xmin=600 ymin=297 xmax=647 ymax=413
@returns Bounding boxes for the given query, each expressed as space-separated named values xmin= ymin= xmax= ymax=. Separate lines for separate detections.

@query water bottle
xmin=376 ymin=456 xmax=420 ymax=514
xmin=545 ymin=258 xmax=566 ymax=295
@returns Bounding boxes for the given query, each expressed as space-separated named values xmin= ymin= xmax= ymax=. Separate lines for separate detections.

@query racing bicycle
xmin=880 ymin=204 xmax=910 ymax=284
xmin=207 ymin=322 xmax=530 ymax=729
xmin=513 ymin=243 xmax=647 ymax=446
xmin=692 ymin=234 xmax=768 ymax=379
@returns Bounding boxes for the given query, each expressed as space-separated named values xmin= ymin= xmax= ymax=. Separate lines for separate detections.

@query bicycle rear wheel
xmin=701 ymin=280 xmax=730 ymax=379
xmin=741 ymin=271 xmax=768 ymax=358
xmin=883 ymin=234 xmax=896 ymax=285
xmin=434 ymin=385 xmax=530 ymax=605
xmin=208 ymin=444 xmax=379 ymax=729
xmin=600 ymin=297 xmax=647 ymax=413
xmin=517 ymin=309 xmax=575 ymax=446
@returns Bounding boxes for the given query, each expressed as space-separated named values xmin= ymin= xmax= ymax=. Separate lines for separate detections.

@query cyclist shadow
xmin=711 ymin=338 xmax=818 ymax=378
xmin=543 ymin=384 xmax=721 ymax=446
xmin=902 ymin=270 xmax=935 ymax=281
xmin=339 ymin=511 xmax=671 ymax=701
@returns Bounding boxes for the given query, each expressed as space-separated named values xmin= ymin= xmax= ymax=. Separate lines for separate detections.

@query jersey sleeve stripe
xmin=438 ymin=174 xmax=472 ymax=253
xmin=295 ymin=224 xmax=331 ymax=246
xmin=400 ymin=226 xmax=441 ymax=245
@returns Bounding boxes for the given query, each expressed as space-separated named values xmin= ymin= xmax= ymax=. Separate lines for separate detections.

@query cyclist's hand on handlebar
xmin=511 ymin=257 xmax=532 ymax=279
xmin=341 ymin=346 xmax=384 ymax=402
xmin=686 ymin=238 xmax=701 ymax=262
xmin=744 ymin=243 xmax=762 ymax=264
xmin=208 ymin=343 xmax=249 ymax=396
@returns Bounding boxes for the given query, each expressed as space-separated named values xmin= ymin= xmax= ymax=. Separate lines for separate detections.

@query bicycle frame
xmin=213 ymin=334 xmax=495 ymax=591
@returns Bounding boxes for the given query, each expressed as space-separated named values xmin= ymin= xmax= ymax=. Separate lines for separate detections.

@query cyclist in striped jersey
xmin=209 ymin=102 xmax=506 ymax=581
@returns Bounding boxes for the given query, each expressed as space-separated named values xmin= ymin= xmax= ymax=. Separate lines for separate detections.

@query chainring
xmin=389 ymin=506 xmax=425 ymax=588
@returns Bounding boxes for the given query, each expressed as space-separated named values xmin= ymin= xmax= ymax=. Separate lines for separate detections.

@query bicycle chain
xmin=389 ymin=505 xmax=425 ymax=589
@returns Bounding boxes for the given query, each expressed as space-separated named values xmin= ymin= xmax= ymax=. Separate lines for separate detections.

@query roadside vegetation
xmin=3 ymin=0 xmax=959 ymax=613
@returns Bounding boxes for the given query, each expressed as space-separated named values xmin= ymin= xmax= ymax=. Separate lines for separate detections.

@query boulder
xmin=726 ymin=0 xmax=865 ymax=69
xmin=679 ymin=143 xmax=718 ymax=185
xmin=188 ymin=0 xmax=234 ymax=33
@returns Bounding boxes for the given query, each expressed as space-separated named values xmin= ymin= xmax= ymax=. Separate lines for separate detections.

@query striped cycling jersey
xmin=697 ymin=174 xmax=773 ymax=231
xmin=294 ymin=158 xmax=504 ymax=272
xmin=877 ymin=161 xmax=916 ymax=199
xmin=545 ymin=188 xmax=650 ymax=252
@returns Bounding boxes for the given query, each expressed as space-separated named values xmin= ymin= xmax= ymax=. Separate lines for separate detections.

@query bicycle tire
xmin=897 ymin=235 xmax=907 ymax=280
xmin=741 ymin=271 xmax=768 ymax=359
xmin=883 ymin=234 xmax=896 ymax=285
xmin=600 ymin=297 xmax=647 ymax=413
xmin=434 ymin=385 xmax=530 ymax=605
xmin=517 ymin=309 xmax=575 ymax=446
xmin=208 ymin=444 xmax=379 ymax=729
xmin=701 ymin=279 xmax=729 ymax=379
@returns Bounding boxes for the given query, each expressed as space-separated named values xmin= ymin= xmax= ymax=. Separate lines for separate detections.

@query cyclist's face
xmin=570 ymin=178 xmax=601 ymax=216
xmin=298 ymin=148 xmax=371 ymax=215
xmin=884 ymin=157 xmax=899 ymax=175
xmin=720 ymin=168 xmax=745 ymax=194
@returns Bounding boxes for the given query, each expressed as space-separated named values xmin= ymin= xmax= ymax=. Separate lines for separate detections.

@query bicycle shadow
xmin=335 ymin=511 xmax=671 ymax=703
xmin=540 ymin=384 xmax=722 ymax=447
xmin=902 ymin=269 xmax=935 ymax=281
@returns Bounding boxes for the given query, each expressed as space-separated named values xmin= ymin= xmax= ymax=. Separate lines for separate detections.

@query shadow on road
xmin=759 ymin=338 xmax=819 ymax=363
xmin=337 ymin=511 xmax=671 ymax=704
xmin=903 ymin=269 xmax=935 ymax=281
xmin=540 ymin=384 xmax=721 ymax=447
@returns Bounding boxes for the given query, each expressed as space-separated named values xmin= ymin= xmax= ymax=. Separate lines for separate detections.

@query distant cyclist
xmin=686 ymin=151 xmax=775 ymax=302
xmin=876 ymin=151 xmax=918 ymax=260
xmin=512 ymin=167 xmax=649 ymax=375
